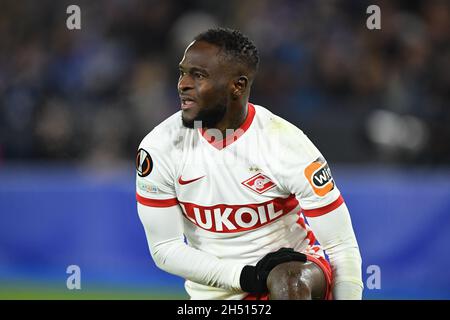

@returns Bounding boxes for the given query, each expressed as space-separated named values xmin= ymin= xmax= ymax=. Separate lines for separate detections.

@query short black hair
xmin=194 ymin=28 xmax=259 ymax=76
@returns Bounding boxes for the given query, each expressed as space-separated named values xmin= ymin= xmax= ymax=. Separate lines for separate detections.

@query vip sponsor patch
xmin=304 ymin=157 xmax=335 ymax=196
xmin=136 ymin=148 xmax=153 ymax=177
xmin=242 ymin=173 xmax=276 ymax=194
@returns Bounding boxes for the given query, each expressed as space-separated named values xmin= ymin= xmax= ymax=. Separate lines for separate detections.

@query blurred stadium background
xmin=0 ymin=0 xmax=449 ymax=299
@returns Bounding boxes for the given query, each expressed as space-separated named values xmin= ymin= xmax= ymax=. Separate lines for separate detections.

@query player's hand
xmin=239 ymin=247 xmax=307 ymax=294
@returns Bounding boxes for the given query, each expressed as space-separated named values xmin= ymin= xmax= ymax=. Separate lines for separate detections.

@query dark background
xmin=1 ymin=0 xmax=448 ymax=165
xmin=0 ymin=0 xmax=449 ymax=299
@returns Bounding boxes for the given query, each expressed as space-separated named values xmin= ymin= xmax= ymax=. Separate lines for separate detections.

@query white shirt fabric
xmin=136 ymin=103 xmax=363 ymax=299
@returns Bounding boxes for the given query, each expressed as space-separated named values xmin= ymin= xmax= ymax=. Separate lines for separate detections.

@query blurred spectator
xmin=0 ymin=0 xmax=448 ymax=166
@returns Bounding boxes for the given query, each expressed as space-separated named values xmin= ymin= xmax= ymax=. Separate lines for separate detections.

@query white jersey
xmin=136 ymin=103 xmax=344 ymax=299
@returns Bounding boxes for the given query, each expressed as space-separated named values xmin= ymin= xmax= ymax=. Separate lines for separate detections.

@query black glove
xmin=240 ymin=248 xmax=307 ymax=294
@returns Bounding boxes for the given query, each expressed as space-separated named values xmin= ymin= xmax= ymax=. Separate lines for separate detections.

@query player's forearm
xmin=152 ymin=238 xmax=244 ymax=291
xmin=138 ymin=203 xmax=244 ymax=291
xmin=333 ymin=279 xmax=363 ymax=300
xmin=327 ymin=246 xmax=363 ymax=299
xmin=306 ymin=202 xmax=363 ymax=299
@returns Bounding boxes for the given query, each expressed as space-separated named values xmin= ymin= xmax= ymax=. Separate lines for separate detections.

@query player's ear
xmin=232 ymin=76 xmax=248 ymax=99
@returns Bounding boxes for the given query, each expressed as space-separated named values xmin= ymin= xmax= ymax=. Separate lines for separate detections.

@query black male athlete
xmin=136 ymin=28 xmax=363 ymax=299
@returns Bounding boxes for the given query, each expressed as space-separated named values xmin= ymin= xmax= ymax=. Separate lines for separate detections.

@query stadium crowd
xmin=0 ymin=0 xmax=448 ymax=166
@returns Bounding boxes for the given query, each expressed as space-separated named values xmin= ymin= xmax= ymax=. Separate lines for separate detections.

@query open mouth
xmin=180 ymin=97 xmax=197 ymax=110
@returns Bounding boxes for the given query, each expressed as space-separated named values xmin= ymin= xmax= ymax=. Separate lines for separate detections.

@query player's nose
xmin=178 ymin=74 xmax=194 ymax=92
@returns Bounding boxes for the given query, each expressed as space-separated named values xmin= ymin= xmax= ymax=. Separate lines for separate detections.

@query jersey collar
xmin=199 ymin=103 xmax=256 ymax=150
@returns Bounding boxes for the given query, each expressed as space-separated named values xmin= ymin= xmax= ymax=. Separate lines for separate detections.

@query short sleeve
xmin=135 ymin=145 xmax=178 ymax=208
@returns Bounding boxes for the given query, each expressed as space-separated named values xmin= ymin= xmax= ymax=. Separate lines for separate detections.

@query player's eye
xmin=179 ymin=70 xmax=186 ymax=77
xmin=194 ymin=72 xmax=204 ymax=79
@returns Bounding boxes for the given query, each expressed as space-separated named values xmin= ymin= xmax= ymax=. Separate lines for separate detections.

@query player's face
xmin=178 ymin=41 xmax=232 ymax=128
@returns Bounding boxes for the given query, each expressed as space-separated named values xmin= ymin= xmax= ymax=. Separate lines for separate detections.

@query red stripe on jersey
xmin=136 ymin=193 xmax=179 ymax=207
xmin=302 ymin=195 xmax=344 ymax=217
xmin=296 ymin=216 xmax=307 ymax=229
xmin=306 ymin=230 xmax=316 ymax=245
xmin=295 ymin=216 xmax=316 ymax=245
xmin=200 ymin=103 xmax=256 ymax=150
xmin=179 ymin=194 xmax=300 ymax=233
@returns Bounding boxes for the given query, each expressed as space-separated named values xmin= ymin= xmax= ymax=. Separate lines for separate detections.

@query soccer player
xmin=136 ymin=28 xmax=363 ymax=300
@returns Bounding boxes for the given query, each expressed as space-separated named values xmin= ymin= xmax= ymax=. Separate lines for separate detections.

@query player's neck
xmin=210 ymin=101 xmax=248 ymax=137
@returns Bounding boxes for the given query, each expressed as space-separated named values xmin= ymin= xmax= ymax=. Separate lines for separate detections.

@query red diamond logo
xmin=242 ymin=173 xmax=276 ymax=194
